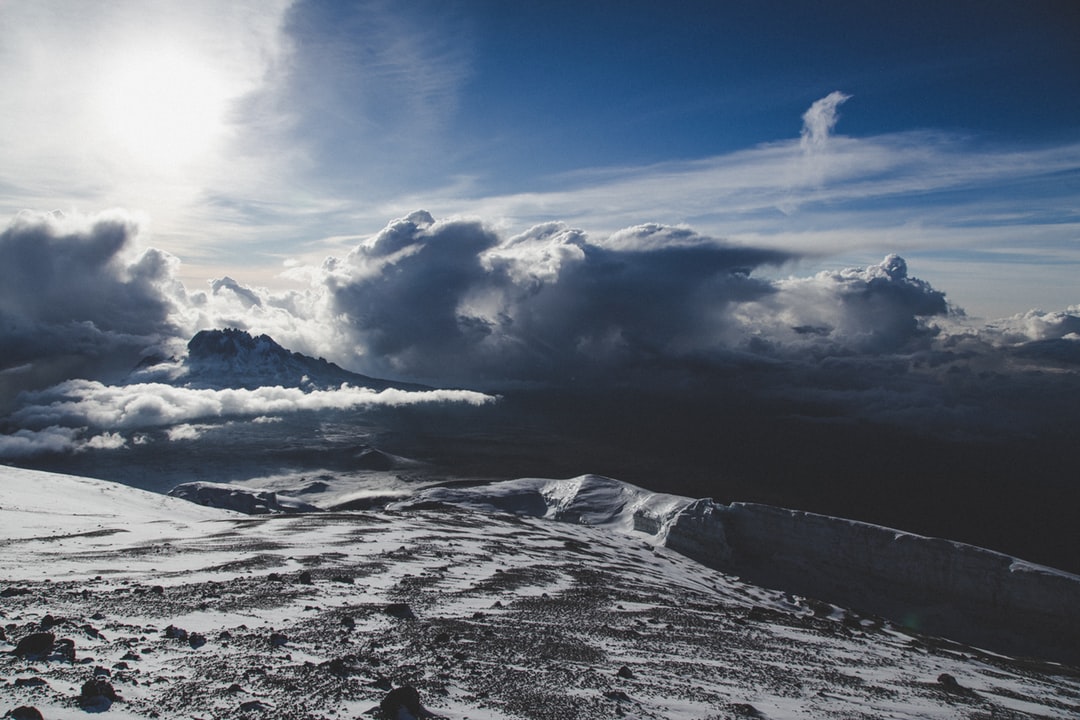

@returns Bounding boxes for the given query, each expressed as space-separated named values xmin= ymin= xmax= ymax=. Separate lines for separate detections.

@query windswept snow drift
xmin=394 ymin=474 xmax=1080 ymax=666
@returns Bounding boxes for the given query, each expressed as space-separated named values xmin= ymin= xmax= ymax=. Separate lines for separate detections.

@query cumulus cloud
xmin=320 ymin=213 xmax=798 ymax=384
xmin=0 ymin=210 xmax=191 ymax=404
xmin=736 ymin=254 xmax=949 ymax=355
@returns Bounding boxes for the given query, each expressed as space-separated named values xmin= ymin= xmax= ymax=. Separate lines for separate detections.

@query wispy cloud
xmin=800 ymin=91 xmax=851 ymax=151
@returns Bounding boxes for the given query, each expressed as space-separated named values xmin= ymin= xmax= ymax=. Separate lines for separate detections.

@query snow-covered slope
xmin=3 ymin=466 xmax=1079 ymax=720
xmin=133 ymin=328 xmax=428 ymax=391
xmin=393 ymin=474 xmax=1080 ymax=666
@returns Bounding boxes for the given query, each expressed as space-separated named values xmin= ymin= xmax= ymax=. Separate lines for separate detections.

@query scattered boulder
xmin=12 ymin=632 xmax=54 ymax=660
xmin=13 ymin=677 xmax=48 ymax=687
xmin=269 ymin=632 xmax=288 ymax=648
xmin=239 ymin=699 xmax=270 ymax=712
xmin=80 ymin=623 xmax=104 ymax=640
xmin=324 ymin=655 xmax=360 ymax=677
xmin=297 ymin=571 xmax=313 ymax=585
xmin=78 ymin=677 xmax=120 ymax=710
xmin=189 ymin=632 xmax=207 ymax=649
xmin=6 ymin=707 xmax=44 ymax=720
xmin=936 ymin=672 xmax=976 ymax=697
xmin=616 ymin=665 xmax=635 ymax=679
xmin=164 ymin=625 xmax=189 ymax=641
xmin=385 ymin=603 xmax=416 ymax=620
xmin=0 ymin=587 xmax=30 ymax=598
xmin=53 ymin=638 xmax=75 ymax=662
xmin=379 ymin=685 xmax=444 ymax=719
xmin=937 ymin=672 xmax=959 ymax=689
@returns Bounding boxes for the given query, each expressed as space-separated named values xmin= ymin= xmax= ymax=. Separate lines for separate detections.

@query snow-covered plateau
xmin=2 ymin=465 xmax=1079 ymax=720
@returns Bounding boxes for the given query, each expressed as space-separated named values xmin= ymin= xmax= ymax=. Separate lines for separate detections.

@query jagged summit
xmin=142 ymin=328 xmax=427 ymax=392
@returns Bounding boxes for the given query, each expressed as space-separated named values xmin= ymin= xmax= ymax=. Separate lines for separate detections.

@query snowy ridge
xmin=394 ymin=474 xmax=1080 ymax=665
xmin=389 ymin=474 xmax=692 ymax=535
xmin=168 ymin=480 xmax=322 ymax=514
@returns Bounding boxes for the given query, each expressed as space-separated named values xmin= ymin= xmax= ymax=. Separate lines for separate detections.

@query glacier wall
xmin=663 ymin=500 xmax=1080 ymax=665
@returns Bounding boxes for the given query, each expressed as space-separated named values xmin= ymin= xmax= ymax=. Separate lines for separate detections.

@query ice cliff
xmin=396 ymin=474 xmax=1080 ymax=665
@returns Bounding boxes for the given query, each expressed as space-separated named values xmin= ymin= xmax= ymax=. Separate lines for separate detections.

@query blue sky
xmin=1 ymin=0 xmax=1079 ymax=318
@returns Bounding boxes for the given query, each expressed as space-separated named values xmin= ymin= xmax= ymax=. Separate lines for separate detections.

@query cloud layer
xmin=3 ymin=378 xmax=493 ymax=458
xmin=1 ymin=207 xmax=1078 ymax=458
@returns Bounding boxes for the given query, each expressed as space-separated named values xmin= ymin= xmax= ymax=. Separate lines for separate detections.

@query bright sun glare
xmin=95 ymin=44 xmax=233 ymax=173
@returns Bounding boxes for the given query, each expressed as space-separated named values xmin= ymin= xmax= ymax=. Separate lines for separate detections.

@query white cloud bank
xmin=12 ymin=379 xmax=493 ymax=430
xmin=1 ymin=379 xmax=494 ymax=458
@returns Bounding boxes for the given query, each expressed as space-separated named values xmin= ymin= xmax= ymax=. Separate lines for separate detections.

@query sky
xmin=1 ymin=0 xmax=1078 ymax=316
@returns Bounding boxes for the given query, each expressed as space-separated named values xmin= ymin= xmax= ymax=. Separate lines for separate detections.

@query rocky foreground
xmin=2 ymin=466 xmax=1080 ymax=719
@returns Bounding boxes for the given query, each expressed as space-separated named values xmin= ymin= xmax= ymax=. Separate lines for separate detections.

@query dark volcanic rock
xmin=164 ymin=624 xmax=189 ymax=641
xmin=78 ymin=677 xmax=120 ymax=710
xmin=54 ymin=637 xmax=75 ymax=662
xmin=385 ymin=602 xmax=417 ymax=620
xmin=7 ymin=707 xmax=44 ymax=720
xmin=12 ymin=632 xmax=54 ymax=660
xmin=379 ymin=685 xmax=443 ymax=719
xmin=13 ymin=677 xmax=48 ymax=687
xmin=182 ymin=328 xmax=429 ymax=392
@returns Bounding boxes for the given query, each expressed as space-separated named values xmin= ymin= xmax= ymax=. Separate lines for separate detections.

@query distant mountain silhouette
xmin=177 ymin=328 xmax=428 ymax=391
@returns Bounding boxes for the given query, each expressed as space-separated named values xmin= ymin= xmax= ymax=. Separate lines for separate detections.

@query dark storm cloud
xmin=321 ymin=213 xmax=797 ymax=383
xmin=0 ymin=211 xmax=186 ymax=407
xmin=312 ymin=212 xmax=1080 ymax=447
xmin=0 ymin=211 xmax=179 ymax=333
